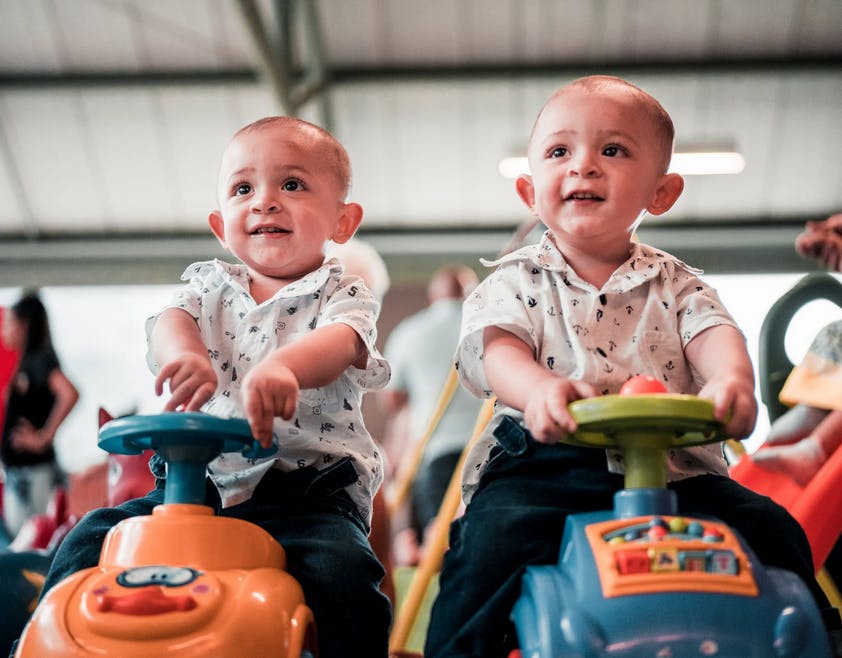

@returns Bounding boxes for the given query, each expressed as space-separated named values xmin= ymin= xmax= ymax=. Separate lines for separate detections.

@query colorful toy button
xmin=650 ymin=547 xmax=680 ymax=572
xmin=708 ymin=550 xmax=738 ymax=575
xmin=615 ymin=549 xmax=651 ymax=574
xmin=647 ymin=525 xmax=668 ymax=540
xmin=686 ymin=521 xmax=704 ymax=538
xmin=678 ymin=550 xmax=708 ymax=572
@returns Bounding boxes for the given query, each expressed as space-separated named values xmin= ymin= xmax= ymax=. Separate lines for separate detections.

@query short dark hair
xmin=234 ymin=116 xmax=353 ymax=198
xmin=531 ymin=75 xmax=675 ymax=173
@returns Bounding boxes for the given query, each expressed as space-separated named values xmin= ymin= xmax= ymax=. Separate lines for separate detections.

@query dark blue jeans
xmin=35 ymin=459 xmax=391 ymax=658
xmin=424 ymin=416 xmax=828 ymax=658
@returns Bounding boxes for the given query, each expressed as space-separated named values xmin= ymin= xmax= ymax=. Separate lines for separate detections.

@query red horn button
xmin=96 ymin=586 xmax=197 ymax=615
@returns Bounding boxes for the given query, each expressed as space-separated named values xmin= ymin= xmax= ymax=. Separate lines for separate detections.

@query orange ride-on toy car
xmin=15 ymin=412 xmax=317 ymax=657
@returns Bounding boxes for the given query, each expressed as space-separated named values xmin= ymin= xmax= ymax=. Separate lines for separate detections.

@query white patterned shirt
xmin=146 ymin=258 xmax=390 ymax=523
xmin=456 ymin=233 xmax=740 ymax=503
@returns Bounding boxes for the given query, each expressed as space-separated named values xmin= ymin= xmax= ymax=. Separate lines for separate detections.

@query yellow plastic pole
xmin=389 ymin=397 xmax=495 ymax=653
xmin=818 ymin=567 xmax=842 ymax=611
xmin=387 ymin=367 xmax=460 ymax=518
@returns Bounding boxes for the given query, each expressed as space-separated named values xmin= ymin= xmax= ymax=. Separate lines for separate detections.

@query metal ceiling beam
xmin=330 ymin=54 xmax=842 ymax=83
xmin=1 ymin=54 xmax=838 ymax=90
xmin=234 ymin=0 xmax=334 ymax=128
xmin=236 ymin=0 xmax=295 ymax=115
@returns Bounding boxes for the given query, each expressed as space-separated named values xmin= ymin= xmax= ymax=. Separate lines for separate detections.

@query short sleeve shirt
xmin=456 ymin=233 xmax=740 ymax=502
xmin=146 ymin=258 xmax=390 ymax=523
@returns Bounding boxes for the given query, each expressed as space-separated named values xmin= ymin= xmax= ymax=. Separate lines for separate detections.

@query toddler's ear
xmin=515 ymin=175 xmax=538 ymax=216
xmin=208 ymin=210 xmax=227 ymax=248
xmin=647 ymin=173 xmax=684 ymax=216
xmin=332 ymin=202 xmax=364 ymax=244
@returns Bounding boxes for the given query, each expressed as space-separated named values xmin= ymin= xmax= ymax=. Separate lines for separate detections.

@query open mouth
xmin=565 ymin=191 xmax=604 ymax=202
xmin=251 ymin=226 xmax=291 ymax=235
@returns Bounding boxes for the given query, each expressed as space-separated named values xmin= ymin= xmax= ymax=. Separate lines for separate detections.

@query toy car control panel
xmin=586 ymin=514 xmax=759 ymax=599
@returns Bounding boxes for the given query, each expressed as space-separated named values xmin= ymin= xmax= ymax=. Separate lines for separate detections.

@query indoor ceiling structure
xmin=1 ymin=0 xmax=841 ymax=286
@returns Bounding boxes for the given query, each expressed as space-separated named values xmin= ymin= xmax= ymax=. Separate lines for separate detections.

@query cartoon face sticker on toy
xmin=117 ymin=565 xmax=201 ymax=588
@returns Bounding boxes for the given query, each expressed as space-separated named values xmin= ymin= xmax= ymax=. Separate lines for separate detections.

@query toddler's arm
xmin=242 ymin=323 xmax=366 ymax=447
xmin=684 ymin=324 xmax=758 ymax=439
xmin=151 ymin=308 xmax=218 ymax=413
xmin=483 ymin=326 xmax=597 ymax=443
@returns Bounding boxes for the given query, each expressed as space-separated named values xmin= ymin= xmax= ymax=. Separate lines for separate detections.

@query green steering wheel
xmin=565 ymin=394 xmax=728 ymax=489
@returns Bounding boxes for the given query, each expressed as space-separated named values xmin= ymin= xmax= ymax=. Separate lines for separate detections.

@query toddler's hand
xmin=242 ymin=361 xmax=298 ymax=448
xmin=697 ymin=376 xmax=757 ymax=439
xmin=524 ymin=377 xmax=598 ymax=443
xmin=155 ymin=353 xmax=217 ymax=412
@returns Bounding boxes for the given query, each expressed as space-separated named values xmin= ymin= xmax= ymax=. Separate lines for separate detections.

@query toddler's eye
xmin=602 ymin=145 xmax=626 ymax=157
xmin=282 ymin=179 xmax=302 ymax=192
xmin=549 ymin=147 xmax=568 ymax=158
xmin=235 ymin=183 xmax=251 ymax=196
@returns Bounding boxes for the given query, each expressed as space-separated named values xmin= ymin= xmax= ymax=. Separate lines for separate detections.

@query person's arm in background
xmin=10 ymin=367 xmax=79 ymax=453
xmin=482 ymin=326 xmax=597 ymax=443
xmin=809 ymin=410 xmax=842 ymax=459
xmin=754 ymin=407 xmax=842 ymax=485
xmin=684 ymin=324 xmax=758 ymax=440
xmin=795 ymin=213 xmax=842 ymax=271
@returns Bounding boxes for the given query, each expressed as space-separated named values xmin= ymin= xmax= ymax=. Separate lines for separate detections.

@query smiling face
xmin=517 ymin=78 xmax=683 ymax=261
xmin=209 ymin=118 xmax=362 ymax=288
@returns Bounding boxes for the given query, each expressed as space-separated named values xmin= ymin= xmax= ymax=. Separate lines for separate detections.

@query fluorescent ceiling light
xmin=497 ymin=156 xmax=530 ymax=179
xmin=498 ymin=144 xmax=746 ymax=178
xmin=668 ymin=150 xmax=746 ymax=176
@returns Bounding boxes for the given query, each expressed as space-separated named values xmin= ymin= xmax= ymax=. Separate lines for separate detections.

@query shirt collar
xmin=480 ymin=231 xmax=702 ymax=292
xmin=183 ymin=258 xmax=345 ymax=299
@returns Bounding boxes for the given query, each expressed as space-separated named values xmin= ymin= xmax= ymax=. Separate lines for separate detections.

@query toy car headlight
xmin=117 ymin=565 xmax=201 ymax=588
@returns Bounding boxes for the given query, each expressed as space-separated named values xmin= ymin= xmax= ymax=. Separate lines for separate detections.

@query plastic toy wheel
xmin=98 ymin=411 xmax=259 ymax=457
xmin=98 ymin=412 xmax=274 ymax=505
xmin=565 ymin=393 xmax=727 ymax=488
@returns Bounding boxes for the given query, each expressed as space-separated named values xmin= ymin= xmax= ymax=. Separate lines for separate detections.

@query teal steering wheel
xmin=98 ymin=412 xmax=274 ymax=504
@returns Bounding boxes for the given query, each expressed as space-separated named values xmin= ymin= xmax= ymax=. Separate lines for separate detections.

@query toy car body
xmin=15 ymin=413 xmax=317 ymax=658
xmin=511 ymin=393 xmax=832 ymax=658
xmin=513 ymin=505 xmax=829 ymax=657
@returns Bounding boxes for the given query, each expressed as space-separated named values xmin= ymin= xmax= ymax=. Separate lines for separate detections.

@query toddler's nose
xmin=570 ymin=151 xmax=600 ymax=178
xmin=251 ymin=191 xmax=280 ymax=213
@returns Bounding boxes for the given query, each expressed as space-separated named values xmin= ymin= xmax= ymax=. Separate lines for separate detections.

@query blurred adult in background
xmin=381 ymin=265 xmax=481 ymax=565
xmin=1 ymin=291 xmax=79 ymax=538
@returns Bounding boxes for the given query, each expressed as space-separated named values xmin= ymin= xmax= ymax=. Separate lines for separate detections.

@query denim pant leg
xmin=425 ymin=419 xmax=624 ymax=658
xmin=222 ymin=464 xmax=392 ymax=658
xmin=671 ymin=474 xmax=831 ymax=612
xmin=40 ymin=486 xmax=164 ymax=597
